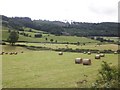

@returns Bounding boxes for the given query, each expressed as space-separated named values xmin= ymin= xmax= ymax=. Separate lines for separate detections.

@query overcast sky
xmin=0 ymin=0 xmax=119 ymax=22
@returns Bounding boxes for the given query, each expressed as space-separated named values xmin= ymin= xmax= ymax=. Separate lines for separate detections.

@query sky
xmin=0 ymin=0 xmax=119 ymax=22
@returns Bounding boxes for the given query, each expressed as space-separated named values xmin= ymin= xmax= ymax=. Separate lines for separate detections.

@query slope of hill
xmin=2 ymin=26 xmax=99 ymax=43
xmin=1 ymin=15 xmax=118 ymax=37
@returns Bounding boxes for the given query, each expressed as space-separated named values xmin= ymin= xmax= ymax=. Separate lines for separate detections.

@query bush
xmin=92 ymin=61 xmax=120 ymax=88
xmin=34 ymin=33 xmax=42 ymax=38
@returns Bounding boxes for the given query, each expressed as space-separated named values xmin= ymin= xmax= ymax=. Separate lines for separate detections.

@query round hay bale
xmin=87 ymin=52 xmax=91 ymax=55
xmin=95 ymin=55 xmax=101 ymax=59
xmin=9 ymin=52 xmax=13 ymax=55
xmin=5 ymin=52 xmax=8 ymax=54
xmin=1 ymin=52 xmax=4 ymax=55
xmin=58 ymin=52 xmax=63 ymax=55
xmin=114 ymin=51 xmax=117 ymax=54
xmin=75 ymin=58 xmax=82 ymax=64
xmin=83 ymin=59 xmax=91 ymax=65
xmin=14 ymin=52 xmax=18 ymax=55
xmin=83 ymin=52 xmax=86 ymax=54
xmin=0 ymin=52 xmax=4 ymax=55
xmin=100 ymin=53 xmax=105 ymax=57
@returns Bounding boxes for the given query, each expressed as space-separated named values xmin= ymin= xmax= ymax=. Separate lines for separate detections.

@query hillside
xmin=2 ymin=26 xmax=99 ymax=43
xmin=1 ymin=15 xmax=118 ymax=37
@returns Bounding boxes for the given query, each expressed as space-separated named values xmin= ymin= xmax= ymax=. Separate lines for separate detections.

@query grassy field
xmin=2 ymin=45 xmax=118 ymax=88
xmin=1 ymin=26 xmax=119 ymax=88
xmin=15 ymin=42 xmax=118 ymax=51
xmin=2 ymin=27 xmax=99 ymax=43
xmin=103 ymin=37 xmax=119 ymax=42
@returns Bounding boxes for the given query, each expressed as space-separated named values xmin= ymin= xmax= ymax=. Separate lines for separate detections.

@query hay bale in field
xmin=1 ymin=52 xmax=5 ymax=55
xmin=58 ymin=52 xmax=63 ymax=55
xmin=5 ymin=52 xmax=8 ymax=54
xmin=100 ymin=53 xmax=105 ymax=57
xmin=114 ymin=51 xmax=117 ymax=54
xmin=0 ymin=52 xmax=4 ymax=55
xmin=83 ymin=59 xmax=91 ymax=65
xmin=0 ymin=53 xmax=2 ymax=55
xmin=95 ymin=55 xmax=101 ymax=59
xmin=75 ymin=58 xmax=82 ymax=64
xmin=9 ymin=52 xmax=13 ymax=55
xmin=83 ymin=52 xmax=86 ymax=54
xmin=14 ymin=52 xmax=18 ymax=55
xmin=87 ymin=52 xmax=91 ymax=55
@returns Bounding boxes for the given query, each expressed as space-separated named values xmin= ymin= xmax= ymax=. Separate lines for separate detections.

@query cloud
xmin=0 ymin=0 xmax=119 ymax=22
xmin=89 ymin=6 xmax=117 ymax=15
xmin=88 ymin=0 xmax=118 ymax=15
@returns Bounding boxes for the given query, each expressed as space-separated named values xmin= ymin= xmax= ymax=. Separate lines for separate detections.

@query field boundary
xmin=3 ymin=43 xmax=119 ymax=54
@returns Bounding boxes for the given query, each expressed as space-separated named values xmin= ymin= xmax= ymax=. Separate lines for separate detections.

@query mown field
xmin=2 ymin=45 xmax=118 ymax=88
xmin=1 ymin=26 xmax=119 ymax=88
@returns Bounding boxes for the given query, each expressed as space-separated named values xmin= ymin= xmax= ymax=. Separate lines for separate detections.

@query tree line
xmin=2 ymin=15 xmax=118 ymax=37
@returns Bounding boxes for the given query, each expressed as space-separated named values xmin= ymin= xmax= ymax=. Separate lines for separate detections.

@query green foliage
xmin=45 ymin=37 xmax=48 ymax=41
xmin=50 ymin=39 xmax=54 ymax=42
xmin=7 ymin=30 xmax=19 ymax=45
xmin=92 ymin=61 xmax=119 ymax=88
xmin=8 ymin=29 xmax=11 ymax=33
xmin=2 ymin=15 xmax=118 ymax=37
xmin=34 ymin=33 xmax=42 ymax=38
xmin=77 ymin=42 xmax=80 ymax=45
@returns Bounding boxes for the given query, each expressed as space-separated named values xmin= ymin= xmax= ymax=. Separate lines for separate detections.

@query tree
xmin=34 ymin=33 xmax=42 ymax=38
xmin=45 ymin=38 xmax=48 ymax=41
xmin=55 ymin=40 xmax=57 ymax=43
xmin=8 ymin=29 xmax=11 ymax=33
xmin=7 ymin=30 xmax=19 ymax=46
xmin=77 ymin=42 xmax=80 ymax=45
xmin=50 ymin=39 xmax=54 ymax=43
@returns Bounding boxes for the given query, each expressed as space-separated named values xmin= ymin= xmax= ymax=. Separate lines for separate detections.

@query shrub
xmin=34 ymin=33 xmax=42 ymax=38
xmin=92 ymin=61 xmax=119 ymax=88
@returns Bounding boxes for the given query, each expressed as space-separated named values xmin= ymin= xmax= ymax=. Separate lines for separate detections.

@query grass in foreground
xmin=2 ymin=45 xmax=118 ymax=88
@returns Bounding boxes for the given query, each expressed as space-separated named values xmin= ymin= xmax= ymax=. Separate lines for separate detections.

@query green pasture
xmin=2 ymin=27 xmax=99 ymax=43
xmin=2 ymin=45 xmax=118 ymax=88
xmin=103 ymin=37 xmax=119 ymax=42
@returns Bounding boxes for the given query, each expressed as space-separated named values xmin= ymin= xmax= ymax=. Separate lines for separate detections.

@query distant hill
xmin=1 ymin=15 xmax=118 ymax=37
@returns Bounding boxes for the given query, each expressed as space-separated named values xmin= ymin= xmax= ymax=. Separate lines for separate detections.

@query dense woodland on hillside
xmin=1 ymin=15 xmax=118 ymax=37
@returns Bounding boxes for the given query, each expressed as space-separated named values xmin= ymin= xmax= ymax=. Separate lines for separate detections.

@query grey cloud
xmin=88 ymin=5 xmax=117 ymax=15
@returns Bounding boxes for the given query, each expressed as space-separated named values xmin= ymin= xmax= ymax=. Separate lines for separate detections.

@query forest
xmin=1 ymin=15 xmax=118 ymax=37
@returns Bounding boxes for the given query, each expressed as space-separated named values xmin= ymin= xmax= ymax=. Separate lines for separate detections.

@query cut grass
xmin=2 ymin=45 xmax=118 ymax=88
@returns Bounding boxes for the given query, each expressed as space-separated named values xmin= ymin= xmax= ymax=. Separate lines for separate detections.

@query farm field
xmin=2 ymin=27 xmax=99 ymax=43
xmin=103 ymin=37 xmax=119 ymax=42
xmin=1 ymin=25 xmax=119 ymax=88
xmin=2 ymin=45 xmax=118 ymax=88
xmin=16 ymin=42 xmax=118 ymax=51
xmin=1 ymin=9 xmax=120 ymax=88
